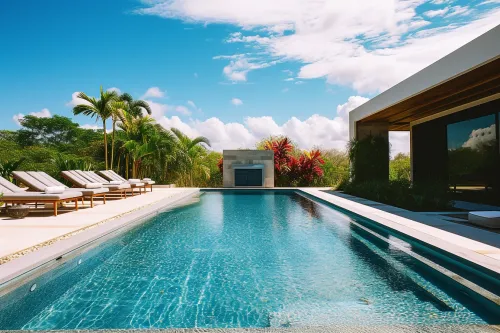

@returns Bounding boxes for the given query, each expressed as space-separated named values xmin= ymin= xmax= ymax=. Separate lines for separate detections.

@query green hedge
xmin=339 ymin=179 xmax=452 ymax=211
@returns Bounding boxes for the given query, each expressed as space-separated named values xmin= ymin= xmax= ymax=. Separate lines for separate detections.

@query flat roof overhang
xmin=349 ymin=24 xmax=500 ymax=134
xmin=359 ymin=57 xmax=500 ymax=131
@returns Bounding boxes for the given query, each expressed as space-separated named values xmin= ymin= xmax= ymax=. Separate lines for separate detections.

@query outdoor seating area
xmin=0 ymin=171 xmax=156 ymax=216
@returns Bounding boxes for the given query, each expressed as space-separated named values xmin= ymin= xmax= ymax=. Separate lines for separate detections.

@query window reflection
xmin=447 ymin=114 xmax=497 ymax=188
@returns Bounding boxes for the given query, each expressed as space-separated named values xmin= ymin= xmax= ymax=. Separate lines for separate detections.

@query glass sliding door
xmin=447 ymin=114 xmax=497 ymax=189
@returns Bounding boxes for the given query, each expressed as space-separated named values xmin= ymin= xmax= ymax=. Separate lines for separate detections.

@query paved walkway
xmin=0 ymin=188 xmax=198 ymax=262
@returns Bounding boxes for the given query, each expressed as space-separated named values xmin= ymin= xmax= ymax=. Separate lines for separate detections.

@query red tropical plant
xmin=262 ymin=137 xmax=325 ymax=186
xmin=217 ymin=157 xmax=223 ymax=173
xmin=298 ymin=150 xmax=325 ymax=183
xmin=264 ymin=137 xmax=293 ymax=177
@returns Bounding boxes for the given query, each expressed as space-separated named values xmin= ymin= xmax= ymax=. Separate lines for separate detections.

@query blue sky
xmin=1 ymin=0 xmax=499 ymax=153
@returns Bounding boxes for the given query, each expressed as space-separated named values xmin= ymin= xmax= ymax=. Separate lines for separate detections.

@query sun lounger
xmin=75 ymin=170 xmax=145 ymax=195
xmin=468 ymin=211 xmax=500 ymax=229
xmin=61 ymin=170 xmax=131 ymax=197
xmin=1 ymin=176 xmax=81 ymax=216
xmin=77 ymin=170 xmax=145 ymax=195
xmin=12 ymin=171 xmax=109 ymax=208
xmin=98 ymin=170 xmax=155 ymax=192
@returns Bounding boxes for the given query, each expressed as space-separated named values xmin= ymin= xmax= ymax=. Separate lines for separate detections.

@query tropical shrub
xmin=0 ymin=158 xmax=25 ymax=181
xmin=348 ymin=135 xmax=389 ymax=182
xmin=260 ymin=137 xmax=326 ymax=186
xmin=390 ymin=153 xmax=411 ymax=181
xmin=340 ymin=179 xmax=452 ymax=211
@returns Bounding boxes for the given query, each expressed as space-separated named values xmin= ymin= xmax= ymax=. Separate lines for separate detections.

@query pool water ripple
xmin=1 ymin=192 xmax=497 ymax=329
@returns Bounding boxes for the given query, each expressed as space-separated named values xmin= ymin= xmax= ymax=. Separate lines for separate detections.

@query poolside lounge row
xmin=0 ymin=170 xmax=156 ymax=216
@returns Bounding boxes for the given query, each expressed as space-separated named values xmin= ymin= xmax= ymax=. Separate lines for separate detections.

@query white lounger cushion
xmin=85 ymin=182 xmax=103 ymax=189
xmin=468 ymin=211 xmax=500 ymax=229
xmin=2 ymin=191 xmax=83 ymax=200
xmin=142 ymin=178 xmax=151 ymax=181
xmin=109 ymin=180 xmax=122 ymax=185
xmin=44 ymin=186 xmax=66 ymax=194
xmin=128 ymin=179 xmax=141 ymax=183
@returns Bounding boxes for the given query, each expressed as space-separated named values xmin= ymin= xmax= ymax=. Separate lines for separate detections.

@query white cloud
xmin=445 ymin=5 xmax=473 ymax=17
xmin=107 ymin=87 xmax=122 ymax=94
xmin=13 ymin=108 xmax=51 ymax=126
xmin=462 ymin=124 xmax=496 ymax=150
xmin=145 ymin=99 xmax=195 ymax=117
xmin=187 ymin=100 xmax=202 ymax=113
xmin=231 ymin=98 xmax=243 ymax=106
xmin=390 ymin=132 xmax=410 ymax=157
xmin=480 ymin=0 xmax=500 ymax=4
xmin=141 ymin=87 xmax=166 ymax=99
xmin=138 ymin=1 xmax=500 ymax=93
xmin=148 ymin=95 xmax=410 ymax=154
xmin=284 ymin=78 xmax=294 ymax=82
xmin=219 ymin=55 xmax=274 ymax=82
xmin=175 ymin=105 xmax=192 ymax=115
xmin=432 ymin=0 xmax=454 ymax=4
xmin=66 ymin=92 xmax=92 ymax=107
xmin=336 ymin=96 xmax=370 ymax=121
xmin=423 ymin=8 xmax=449 ymax=17
xmin=80 ymin=124 xmax=100 ymax=130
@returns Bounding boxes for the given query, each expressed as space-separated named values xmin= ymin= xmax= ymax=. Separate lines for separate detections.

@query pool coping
xmin=0 ymin=189 xmax=200 ymax=290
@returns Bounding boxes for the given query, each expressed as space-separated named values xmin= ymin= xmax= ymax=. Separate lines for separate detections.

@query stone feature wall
xmin=223 ymin=150 xmax=274 ymax=188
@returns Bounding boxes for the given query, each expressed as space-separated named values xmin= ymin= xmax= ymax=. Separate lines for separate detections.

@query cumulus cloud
xmin=141 ymin=87 xmax=166 ymax=99
xmin=175 ymin=105 xmax=192 ymax=115
xmin=66 ymin=92 xmax=92 ymax=107
xmin=80 ymin=124 xmax=100 ymax=130
xmin=219 ymin=56 xmax=275 ymax=82
xmin=147 ymin=95 xmax=411 ymax=154
xmin=445 ymin=5 xmax=473 ymax=17
xmin=107 ymin=87 xmax=122 ymax=94
xmin=423 ymin=8 xmax=449 ymax=17
xmin=13 ymin=108 xmax=51 ymax=126
xmin=231 ymin=98 xmax=243 ymax=106
xmin=145 ymin=99 xmax=195 ymax=118
xmin=462 ymin=124 xmax=496 ymax=150
xmin=137 ymin=1 xmax=500 ymax=93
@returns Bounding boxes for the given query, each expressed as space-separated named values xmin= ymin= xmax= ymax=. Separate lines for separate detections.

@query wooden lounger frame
xmin=2 ymin=198 xmax=80 ymax=216
xmin=78 ymin=192 xmax=107 ymax=208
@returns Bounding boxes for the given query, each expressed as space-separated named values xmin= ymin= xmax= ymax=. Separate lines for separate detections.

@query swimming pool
xmin=0 ymin=191 xmax=498 ymax=329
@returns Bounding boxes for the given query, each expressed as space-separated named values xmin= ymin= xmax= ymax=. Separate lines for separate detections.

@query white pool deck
xmin=0 ymin=188 xmax=199 ymax=262
xmin=0 ymin=187 xmax=499 ymax=287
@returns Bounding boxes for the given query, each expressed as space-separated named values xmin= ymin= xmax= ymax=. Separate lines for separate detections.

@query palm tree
xmin=109 ymin=100 xmax=127 ymax=170
xmin=119 ymin=93 xmax=152 ymax=118
xmin=118 ymin=113 xmax=157 ymax=178
xmin=171 ymin=128 xmax=211 ymax=186
xmin=73 ymin=87 xmax=119 ymax=169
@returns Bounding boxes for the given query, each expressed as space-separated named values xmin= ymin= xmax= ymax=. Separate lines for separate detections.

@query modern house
xmin=349 ymin=25 xmax=500 ymax=203
xmin=222 ymin=150 xmax=274 ymax=187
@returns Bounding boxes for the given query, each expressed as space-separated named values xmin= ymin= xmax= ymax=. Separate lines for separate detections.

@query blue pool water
xmin=0 ymin=191 xmax=498 ymax=329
